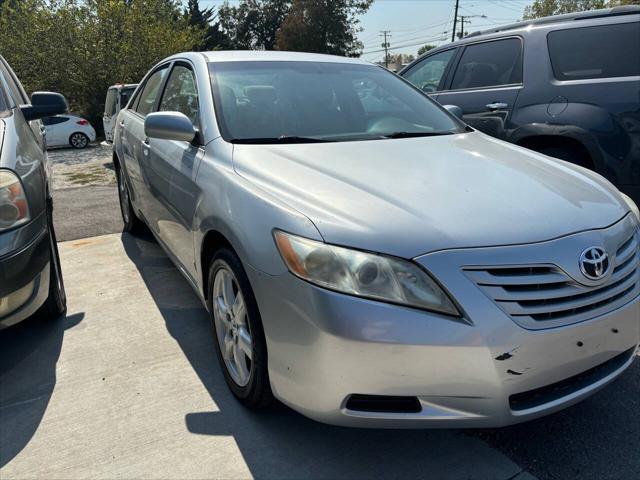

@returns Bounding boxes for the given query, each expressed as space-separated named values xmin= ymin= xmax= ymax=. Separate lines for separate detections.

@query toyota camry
xmin=113 ymin=51 xmax=639 ymax=427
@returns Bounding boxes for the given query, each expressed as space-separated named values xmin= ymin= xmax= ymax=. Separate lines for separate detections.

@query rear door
xmin=103 ymin=87 xmax=117 ymax=142
xmin=150 ymin=62 xmax=204 ymax=275
xmin=436 ymin=37 xmax=523 ymax=139
xmin=120 ymin=64 xmax=170 ymax=220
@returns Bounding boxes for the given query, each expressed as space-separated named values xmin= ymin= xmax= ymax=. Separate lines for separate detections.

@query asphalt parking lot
xmin=0 ymin=146 xmax=638 ymax=479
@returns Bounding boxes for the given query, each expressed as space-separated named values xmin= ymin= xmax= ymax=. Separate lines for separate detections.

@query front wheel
xmin=39 ymin=201 xmax=67 ymax=319
xmin=208 ymin=248 xmax=273 ymax=409
xmin=69 ymin=132 xmax=89 ymax=149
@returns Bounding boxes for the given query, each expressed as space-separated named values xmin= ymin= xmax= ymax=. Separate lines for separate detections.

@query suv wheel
xmin=208 ymin=248 xmax=273 ymax=409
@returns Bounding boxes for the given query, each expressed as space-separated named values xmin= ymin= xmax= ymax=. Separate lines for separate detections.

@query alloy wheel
xmin=70 ymin=133 xmax=88 ymax=148
xmin=212 ymin=265 xmax=253 ymax=387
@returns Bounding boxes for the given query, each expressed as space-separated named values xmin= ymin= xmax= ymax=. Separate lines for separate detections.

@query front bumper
xmin=0 ymin=222 xmax=51 ymax=329
xmin=246 ymin=218 xmax=640 ymax=428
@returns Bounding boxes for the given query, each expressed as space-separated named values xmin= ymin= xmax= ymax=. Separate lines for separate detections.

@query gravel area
xmin=49 ymin=142 xmax=115 ymax=189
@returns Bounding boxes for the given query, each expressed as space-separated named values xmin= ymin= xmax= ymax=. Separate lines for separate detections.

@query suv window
xmin=548 ymin=23 xmax=640 ymax=81
xmin=120 ymin=87 xmax=135 ymax=109
xmin=105 ymin=88 xmax=117 ymax=116
xmin=159 ymin=65 xmax=200 ymax=129
xmin=135 ymin=66 xmax=169 ymax=116
xmin=450 ymin=38 xmax=522 ymax=90
xmin=403 ymin=49 xmax=456 ymax=93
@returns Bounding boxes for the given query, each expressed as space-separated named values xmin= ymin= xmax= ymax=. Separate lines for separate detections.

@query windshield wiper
xmin=381 ymin=131 xmax=455 ymax=139
xmin=230 ymin=135 xmax=329 ymax=144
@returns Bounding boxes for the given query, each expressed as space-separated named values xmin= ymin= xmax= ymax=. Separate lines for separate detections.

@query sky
xmin=199 ymin=0 xmax=535 ymax=60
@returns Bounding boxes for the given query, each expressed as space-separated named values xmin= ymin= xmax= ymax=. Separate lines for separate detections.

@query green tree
xmin=184 ymin=0 xmax=230 ymax=51
xmin=275 ymin=0 xmax=373 ymax=56
xmin=0 ymin=0 xmax=202 ymax=131
xmin=417 ymin=44 xmax=436 ymax=56
xmin=523 ymin=0 xmax=607 ymax=19
xmin=218 ymin=0 xmax=291 ymax=50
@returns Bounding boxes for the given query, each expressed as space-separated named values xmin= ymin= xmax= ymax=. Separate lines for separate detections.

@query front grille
xmin=509 ymin=347 xmax=636 ymax=411
xmin=465 ymin=230 xmax=640 ymax=328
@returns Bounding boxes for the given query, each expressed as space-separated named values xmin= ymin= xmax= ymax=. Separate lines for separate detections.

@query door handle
xmin=119 ymin=121 xmax=125 ymax=128
xmin=486 ymin=102 xmax=508 ymax=111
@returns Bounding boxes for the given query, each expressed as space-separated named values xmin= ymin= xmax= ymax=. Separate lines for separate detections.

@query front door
xmin=149 ymin=62 xmax=203 ymax=277
xmin=436 ymin=37 xmax=523 ymax=140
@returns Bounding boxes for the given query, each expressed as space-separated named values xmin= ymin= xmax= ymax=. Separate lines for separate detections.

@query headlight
xmin=274 ymin=230 xmax=460 ymax=316
xmin=620 ymin=193 xmax=639 ymax=225
xmin=0 ymin=170 xmax=30 ymax=232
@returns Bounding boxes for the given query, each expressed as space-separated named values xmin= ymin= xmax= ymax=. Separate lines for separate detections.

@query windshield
xmin=208 ymin=61 xmax=464 ymax=143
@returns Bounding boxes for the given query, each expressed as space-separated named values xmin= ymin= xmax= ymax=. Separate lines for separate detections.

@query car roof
xmin=400 ymin=5 xmax=639 ymax=75
xmin=190 ymin=50 xmax=371 ymax=65
xmin=467 ymin=5 xmax=639 ymax=39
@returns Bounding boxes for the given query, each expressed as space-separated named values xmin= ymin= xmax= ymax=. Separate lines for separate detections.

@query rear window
xmin=547 ymin=23 xmax=640 ymax=80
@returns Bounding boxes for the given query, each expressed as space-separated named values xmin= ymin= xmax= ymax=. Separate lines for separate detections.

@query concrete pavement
xmin=0 ymin=233 xmax=532 ymax=479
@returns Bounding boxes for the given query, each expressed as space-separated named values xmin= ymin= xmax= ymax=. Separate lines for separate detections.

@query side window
xmin=104 ymin=88 xmax=117 ymax=116
xmin=548 ymin=23 xmax=640 ymax=80
xmin=450 ymin=38 xmax=522 ymax=90
xmin=0 ymin=62 xmax=28 ymax=106
xmin=403 ymin=49 xmax=456 ymax=93
xmin=135 ymin=66 xmax=169 ymax=116
xmin=119 ymin=87 xmax=135 ymax=109
xmin=159 ymin=65 xmax=200 ymax=129
xmin=43 ymin=116 xmax=68 ymax=126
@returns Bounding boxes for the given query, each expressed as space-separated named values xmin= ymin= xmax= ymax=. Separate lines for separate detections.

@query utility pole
xmin=380 ymin=30 xmax=391 ymax=68
xmin=457 ymin=14 xmax=486 ymax=39
xmin=451 ymin=0 xmax=459 ymax=42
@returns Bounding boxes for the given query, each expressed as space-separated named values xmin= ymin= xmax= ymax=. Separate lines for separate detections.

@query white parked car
xmin=42 ymin=114 xmax=96 ymax=149
xmin=103 ymin=84 xmax=137 ymax=143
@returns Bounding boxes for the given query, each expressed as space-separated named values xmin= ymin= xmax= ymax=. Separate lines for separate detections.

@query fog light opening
xmin=345 ymin=394 xmax=422 ymax=414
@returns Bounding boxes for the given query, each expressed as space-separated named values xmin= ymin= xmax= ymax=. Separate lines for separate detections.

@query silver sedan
xmin=113 ymin=51 xmax=639 ymax=427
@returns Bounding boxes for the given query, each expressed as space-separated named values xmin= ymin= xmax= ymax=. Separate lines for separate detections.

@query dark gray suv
xmin=0 ymin=56 xmax=67 ymax=328
xmin=400 ymin=6 xmax=640 ymax=205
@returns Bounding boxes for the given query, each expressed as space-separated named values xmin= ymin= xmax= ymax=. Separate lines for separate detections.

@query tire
xmin=69 ymin=132 xmax=89 ymax=149
xmin=207 ymin=248 xmax=273 ymax=409
xmin=116 ymin=163 xmax=145 ymax=233
xmin=39 ymin=200 xmax=67 ymax=319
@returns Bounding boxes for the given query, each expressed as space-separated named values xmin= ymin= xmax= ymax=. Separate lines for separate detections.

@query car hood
xmin=233 ymin=132 xmax=629 ymax=258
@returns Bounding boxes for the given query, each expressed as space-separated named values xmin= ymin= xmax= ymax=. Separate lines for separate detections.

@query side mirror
xmin=144 ymin=111 xmax=196 ymax=143
xmin=442 ymin=104 xmax=463 ymax=119
xmin=20 ymin=92 xmax=68 ymax=121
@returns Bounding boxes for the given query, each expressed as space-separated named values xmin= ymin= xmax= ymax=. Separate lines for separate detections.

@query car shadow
xmin=0 ymin=311 xmax=84 ymax=467
xmin=468 ymin=357 xmax=640 ymax=480
xmin=120 ymin=231 xmax=527 ymax=479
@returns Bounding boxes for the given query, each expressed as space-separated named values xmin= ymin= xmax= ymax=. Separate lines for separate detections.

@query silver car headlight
xmin=620 ymin=193 xmax=639 ymax=225
xmin=274 ymin=230 xmax=460 ymax=316
xmin=0 ymin=170 xmax=30 ymax=232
